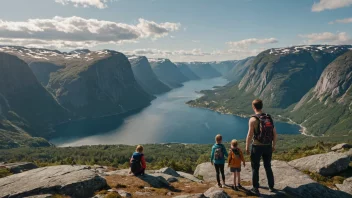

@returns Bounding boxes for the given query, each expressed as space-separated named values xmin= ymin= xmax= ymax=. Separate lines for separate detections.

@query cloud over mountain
xmin=226 ymin=38 xmax=278 ymax=48
xmin=299 ymin=32 xmax=351 ymax=45
xmin=0 ymin=16 xmax=180 ymax=48
xmin=312 ymin=0 xmax=352 ymax=12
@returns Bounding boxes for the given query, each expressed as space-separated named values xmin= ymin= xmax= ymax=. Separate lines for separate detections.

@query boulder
xmin=203 ymin=187 xmax=230 ymax=198
xmin=156 ymin=167 xmax=180 ymax=177
xmin=23 ymin=195 xmax=53 ymax=198
xmin=177 ymin=171 xmax=203 ymax=183
xmin=336 ymin=177 xmax=352 ymax=195
xmin=137 ymin=174 xmax=170 ymax=188
xmin=346 ymin=148 xmax=352 ymax=160
xmin=4 ymin=162 xmax=38 ymax=174
xmin=288 ymin=152 xmax=350 ymax=176
xmin=331 ymin=143 xmax=352 ymax=151
xmin=195 ymin=161 xmax=350 ymax=197
xmin=151 ymin=173 xmax=178 ymax=183
xmin=0 ymin=165 xmax=107 ymax=198
xmin=116 ymin=189 xmax=132 ymax=197
xmin=173 ymin=193 xmax=206 ymax=198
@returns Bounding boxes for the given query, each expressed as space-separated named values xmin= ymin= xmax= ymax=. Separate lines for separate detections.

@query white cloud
xmin=125 ymin=48 xmax=211 ymax=57
xmin=226 ymin=38 xmax=278 ymax=49
xmin=299 ymin=32 xmax=351 ymax=45
xmin=329 ymin=17 xmax=352 ymax=24
xmin=55 ymin=0 xmax=112 ymax=9
xmin=312 ymin=0 xmax=352 ymax=12
xmin=0 ymin=16 xmax=180 ymax=49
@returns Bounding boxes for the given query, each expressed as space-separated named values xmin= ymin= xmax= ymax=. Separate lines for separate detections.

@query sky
xmin=0 ymin=0 xmax=352 ymax=61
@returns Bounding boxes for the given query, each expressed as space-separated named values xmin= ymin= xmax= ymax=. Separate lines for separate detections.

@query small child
xmin=130 ymin=145 xmax=147 ymax=176
xmin=211 ymin=134 xmax=228 ymax=188
xmin=228 ymin=139 xmax=245 ymax=191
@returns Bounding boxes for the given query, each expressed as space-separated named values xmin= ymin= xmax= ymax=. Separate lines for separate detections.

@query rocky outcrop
xmin=129 ymin=56 xmax=171 ymax=95
xmin=187 ymin=62 xmax=222 ymax=79
xmin=238 ymin=45 xmax=351 ymax=108
xmin=288 ymin=152 xmax=350 ymax=176
xmin=177 ymin=171 xmax=203 ymax=183
xmin=3 ymin=162 xmax=38 ymax=174
xmin=336 ymin=177 xmax=352 ymax=195
xmin=0 ymin=165 xmax=107 ymax=198
xmin=203 ymin=187 xmax=230 ymax=198
xmin=331 ymin=143 xmax=352 ymax=152
xmin=155 ymin=167 xmax=181 ymax=177
xmin=150 ymin=58 xmax=189 ymax=88
xmin=194 ymin=160 xmax=350 ymax=197
xmin=175 ymin=63 xmax=201 ymax=80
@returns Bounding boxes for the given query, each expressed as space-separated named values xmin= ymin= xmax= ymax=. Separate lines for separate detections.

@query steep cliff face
xmin=149 ymin=58 xmax=189 ymax=88
xmin=187 ymin=62 xmax=222 ymax=79
xmin=48 ymin=51 xmax=154 ymax=118
xmin=129 ymin=56 xmax=171 ymax=95
xmin=238 ymin=45 xmax=351 ymax=108
xmin=0 ymin=46 xmax=155 ymax=119
xmin=0 ymin=51 xmax=67 ymax=137
xmin=175 ymin=63 xmax=200 ymax=80
xmin=291 ymin=50 xmax=352 ymax=136
xmin=210 ymin=60 xmax=238 ymax=76
xmin=225 ymin=57 xmax=255 ymax=83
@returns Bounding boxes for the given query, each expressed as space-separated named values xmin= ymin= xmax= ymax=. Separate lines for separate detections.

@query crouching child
xmin=130 ymin=145 xmax=146 ymax=176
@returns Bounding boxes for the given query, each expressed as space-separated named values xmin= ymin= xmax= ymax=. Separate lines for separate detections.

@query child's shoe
xmin=238 ymin=184 xmax=243 ymax=188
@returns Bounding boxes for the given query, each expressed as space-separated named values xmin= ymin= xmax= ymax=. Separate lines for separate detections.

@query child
xmin=211 ymin=134 xmax=228 ymax=188
xmin=228 ymin=139 xmax=245 ymax=191
xmin=130 ymin=145 xmax=147 ymax=176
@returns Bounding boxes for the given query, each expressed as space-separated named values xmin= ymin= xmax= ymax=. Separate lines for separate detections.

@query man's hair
xmin=252 ymin=99 xmax=263 ymax=110
xmin=215 ymin=134 xmax=222 ymax=143
xmin=231 ymin=139 xmax=238 ymax=147
xmin=136 ymin=145 xmax=144 ymax=153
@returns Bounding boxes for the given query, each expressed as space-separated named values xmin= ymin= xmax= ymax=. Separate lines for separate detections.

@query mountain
xmin=149 ymin=58 xmax=189 ymax=88
xmin=187 ymin=62 xmax=222 ymax=79
xmin=290 ymin=50 xmax=352 ymax=136
xmin=224 ymin=57 xmax=255 ymax=83
xmin=210 ymin=60 xmax=238 ymax=76
xmin=0 ymin=46 xmax=154 ymax=119
xmin=0 ymin=51 xmax=68 ymax=147
xmin=238 ymin=45 xmax=351 ymax=108
xmin=128 ymin=56 xmax=171 ymax=95
xmin=175 ymin=62 xmax=200 ymax=80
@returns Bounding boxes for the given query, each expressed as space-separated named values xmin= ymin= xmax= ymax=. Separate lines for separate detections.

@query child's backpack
xmin=252 ymin=113 xmax=274 ymax=144
xmin=214 ymin=145 xmax=224 ymax=160
xmin=130 ymin=154 xmax=142 ymax=173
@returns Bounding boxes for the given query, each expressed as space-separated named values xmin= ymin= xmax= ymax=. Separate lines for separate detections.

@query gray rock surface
xmin=288 ymin=152 xmax=350 ymax=176
xmin=156 ymin=167 xmax=180 ymax=177
xmin=173 ymin=193 xmax=206 ymax=198
xmin=203 ymin=187 xmax=230 ymax=198
xmin=0 ymin=165 xmax=107 ymax=198
xmin=331 ymin=143 xmax=352 ymax=151
xmin=117 ymin=189 xmax=132 ymax=197
xmin=151 ymin=173 xmax=178 ymax=183
xmin=346 ymin=148 xmax=352 ymax=160
xmin=336 ymin=177 xmax=352 ymax=195
xmin=23 ymin=195 xmax=53 ymax=198
xmin=177 ymin=171 xmax=203 ymax=183
xmin=194 ymin=160 xmax=350 ymax=198
xmin=4 ymin=162 xmax=38 ymax=174
xmin=137 ymin=174 xmax=170 ymax=188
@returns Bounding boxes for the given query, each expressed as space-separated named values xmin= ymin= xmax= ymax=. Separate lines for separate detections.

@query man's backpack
xmin=252 ymin=113 xmax=274 ymax=144
xmin=214 ymin=145 xmax=224 ymax=160
xmin=130 ymin=154 xmax=142 ymax=173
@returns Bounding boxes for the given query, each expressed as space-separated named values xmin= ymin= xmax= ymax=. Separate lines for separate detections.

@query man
xmin=245 ymin=99 xmax=278 ymax=195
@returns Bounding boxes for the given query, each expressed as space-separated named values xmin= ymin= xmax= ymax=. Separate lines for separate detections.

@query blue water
xmin=51 ymin=77 xmax=300 ymax=147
